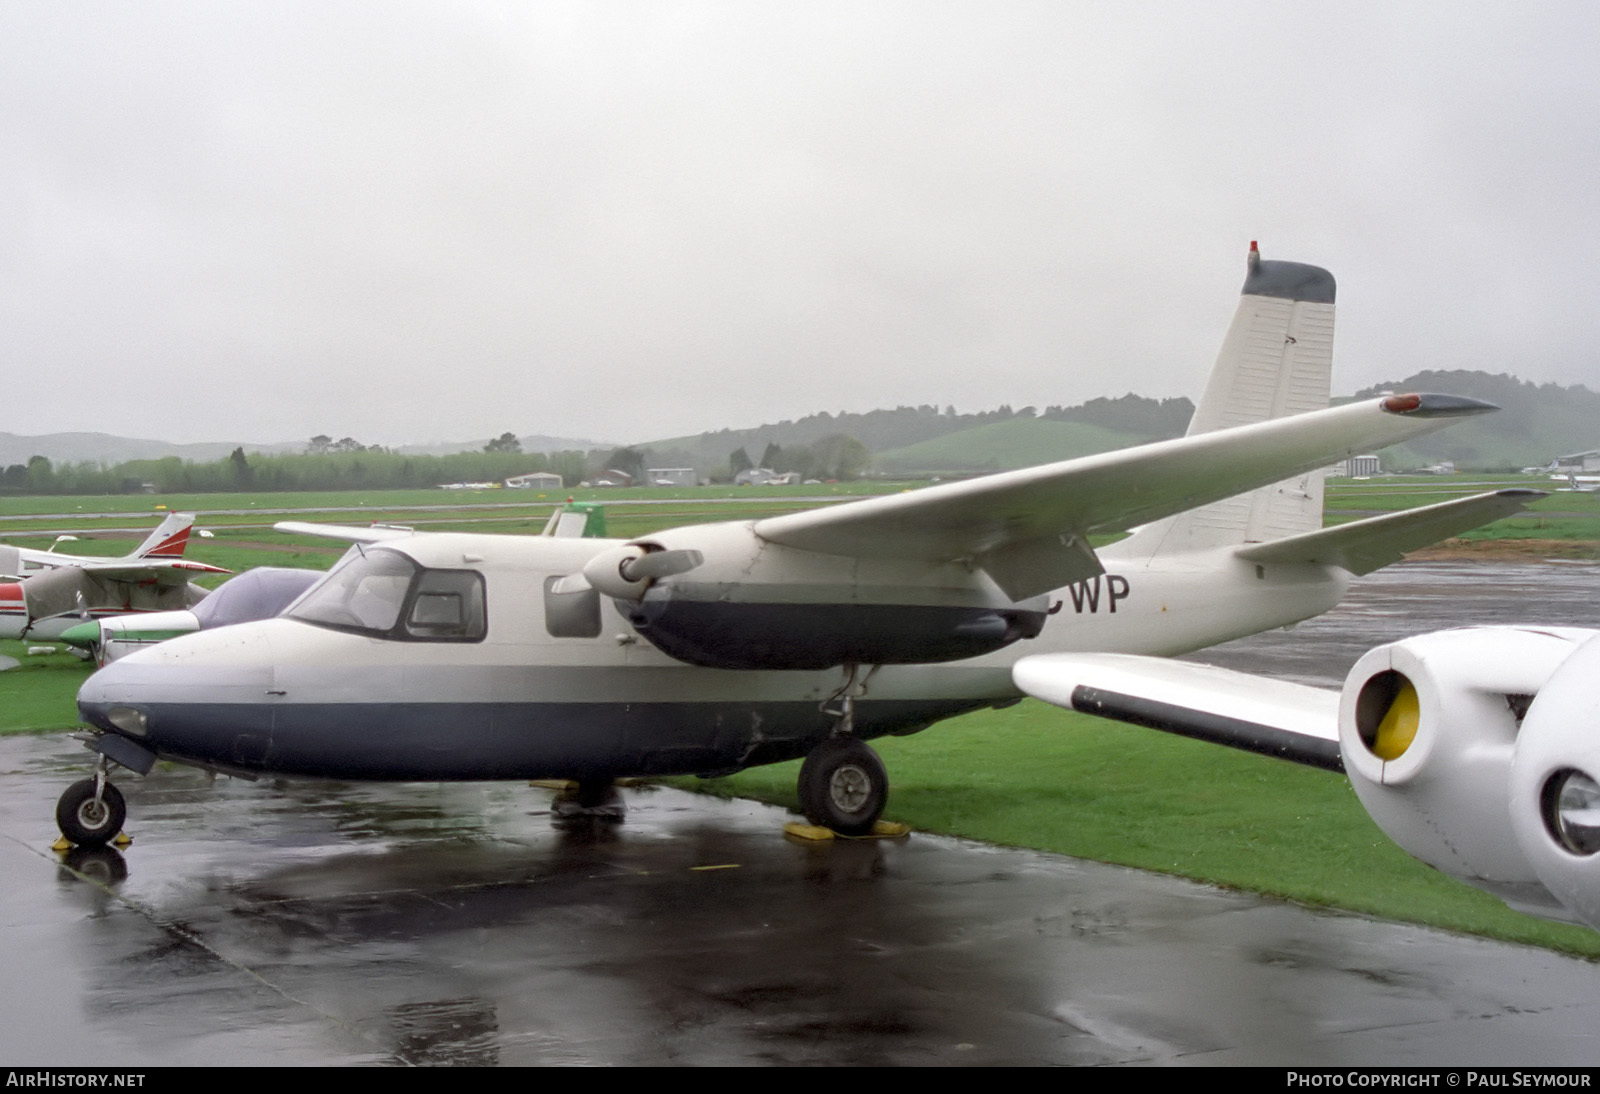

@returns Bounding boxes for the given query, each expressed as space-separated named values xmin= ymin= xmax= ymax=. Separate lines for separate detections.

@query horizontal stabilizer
xmin=1013 ymin=653 xmax=1342 ymax=771
xmin=756 ymin=393 xmax=1495 ymax=600
xmin=1235 ymin=489 xmax=1545 ymax=575
xmin=274 ymin=521 xmax=419 ymax=544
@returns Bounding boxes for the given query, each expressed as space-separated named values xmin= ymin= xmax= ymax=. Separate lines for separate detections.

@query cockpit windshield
xmin=286 ymin=548 xmax=486 ymax=641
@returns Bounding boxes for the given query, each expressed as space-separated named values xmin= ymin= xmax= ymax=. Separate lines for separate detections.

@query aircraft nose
xmin=77 ymin=656 xmax=144 ymax=729
xmin=76 ymin=624 xmax=278 ymax=734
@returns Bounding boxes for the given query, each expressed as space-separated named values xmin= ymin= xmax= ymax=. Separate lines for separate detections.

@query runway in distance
xmin=66 ymin=247 xmax=1535 ymax=847
xmin=0 ymin=512 xmax=228 ymax=642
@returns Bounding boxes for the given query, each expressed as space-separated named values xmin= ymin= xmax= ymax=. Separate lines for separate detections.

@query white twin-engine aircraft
xmin=66 ymin=247 xmax=1536 ymax=848
xmin=1 ymin=512 xmax=228 ymax=641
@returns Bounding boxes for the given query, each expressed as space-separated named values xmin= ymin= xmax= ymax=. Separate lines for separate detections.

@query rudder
xmin=131 ymin=512 xmax=195 ymax=559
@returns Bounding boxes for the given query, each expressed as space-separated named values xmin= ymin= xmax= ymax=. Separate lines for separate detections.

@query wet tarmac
xmin=4 ymin=560 xmax=1600 ymax=1067
xmin=1189 ymin=558 xmax=1600 ymax=686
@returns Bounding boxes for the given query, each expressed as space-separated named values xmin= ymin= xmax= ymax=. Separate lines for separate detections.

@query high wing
xmin=1234 ymin=489 xmax=1545 ymax=575
xmin=73 ymin=558 xmax=231 ymax=584
xmin=1013 ymin=653 xmax=1342 ymax=770
xmin=274 ymin=521 xmax=419 ymax=544
xmin=753 ymin=393 xmax=1496 ymax=600
xmin=1 ymin=512 xmax=228 ymax=584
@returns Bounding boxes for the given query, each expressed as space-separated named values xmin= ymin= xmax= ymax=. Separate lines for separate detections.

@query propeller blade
xmin=547 ymin=572 xmax=594 ymax=596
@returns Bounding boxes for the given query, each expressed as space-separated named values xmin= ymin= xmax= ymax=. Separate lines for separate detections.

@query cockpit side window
xmin=404 ymin=569 xmax=486 ymax=640
xmin=287 ymin=549 xmax=486 ymax=642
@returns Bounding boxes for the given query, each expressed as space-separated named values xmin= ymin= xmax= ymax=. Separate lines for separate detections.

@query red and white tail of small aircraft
xmin=0 ymin=512 xmax=229 ymax=641
xmin=69 ymin=246 xmax=1539 ymax=848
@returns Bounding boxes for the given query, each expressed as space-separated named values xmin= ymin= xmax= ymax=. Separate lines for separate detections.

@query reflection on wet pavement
xmin=4 ymin=561 xmax=1599 ymax=1066
xmin=1188 ymin=560 xmax=1600 ymax=686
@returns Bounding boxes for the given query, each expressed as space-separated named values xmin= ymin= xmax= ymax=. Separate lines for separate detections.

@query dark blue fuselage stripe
xmin=84 ymin=696 xmax=992 ymax=781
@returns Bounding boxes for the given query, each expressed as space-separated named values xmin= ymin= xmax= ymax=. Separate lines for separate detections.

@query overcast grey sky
xmin=4 ymin=2 xmax=1597 ymax=447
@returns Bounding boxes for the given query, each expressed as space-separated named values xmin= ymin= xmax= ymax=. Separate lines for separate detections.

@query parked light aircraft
xmin=1 ymin=513 xmax=228 ymax=642
xmin=1015 ymin=625 xmax=1600 ymax=933
xmin=65 ymin=248 xmax=1534 ymax=847
xmin=60 ymin=567 xmax=324 ymax=666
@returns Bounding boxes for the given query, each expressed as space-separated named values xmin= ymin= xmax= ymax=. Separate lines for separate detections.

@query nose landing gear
xmin=56 ymin=768 xmax=127 ymax=848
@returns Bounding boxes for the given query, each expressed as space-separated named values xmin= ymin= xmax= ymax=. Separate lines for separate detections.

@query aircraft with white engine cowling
xmin=1 ymin=512 xmax=228 ymax=642
xmin=64 ymin=247 xmax=1538 ymax=847
xmin=1015 ymin=625 xmax=1600 ymax=934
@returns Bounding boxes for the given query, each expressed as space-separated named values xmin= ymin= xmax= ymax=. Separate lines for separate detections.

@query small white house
xmin=505 ymin=472 xmax=564 ymax=489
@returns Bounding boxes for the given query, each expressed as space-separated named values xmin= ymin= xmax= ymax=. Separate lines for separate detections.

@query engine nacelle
xmin=1337 ymin=626 xmax=1600 ymax=927
xmin=591 ymin=522 xmax=1049 ymax=670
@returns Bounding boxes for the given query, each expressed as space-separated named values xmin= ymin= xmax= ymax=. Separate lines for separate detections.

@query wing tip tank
xmin=1379 ymin=392 xmax=1499 ymax=417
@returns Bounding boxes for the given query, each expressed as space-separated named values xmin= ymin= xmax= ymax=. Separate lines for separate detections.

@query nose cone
xmin=60 ymin=620 xmax=103 ymax=650
xmin=77 ymin=622 xmax=279 ymax=737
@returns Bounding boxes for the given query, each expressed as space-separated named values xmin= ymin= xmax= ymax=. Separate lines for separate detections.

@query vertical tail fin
xmin=130 ymin=513 xmax=195 ymax=560
xmin=1113 ymin=244 xmax=1337 ymax=560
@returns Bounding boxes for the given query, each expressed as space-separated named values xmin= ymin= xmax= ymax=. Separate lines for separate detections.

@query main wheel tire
xmin=798 ymin=737 xmax=888 ymax=836
xmin=56 ymin=778 xmax=126 ymax=848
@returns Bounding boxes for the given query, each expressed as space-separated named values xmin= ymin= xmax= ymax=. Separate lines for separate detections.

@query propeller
xmin=581 ymin=546 xmax=704 ymax=601
xmin=618 ymin=549 xmax=703 ymax=584
xmin=543 ymin=546 xmax=705 ymax=639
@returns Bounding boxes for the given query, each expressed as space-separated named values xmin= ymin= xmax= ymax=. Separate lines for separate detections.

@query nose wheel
xmin=798 ymin=736 xmax=888 ymax=836
xmin=56 ymin=775 xmax=126 ymax=848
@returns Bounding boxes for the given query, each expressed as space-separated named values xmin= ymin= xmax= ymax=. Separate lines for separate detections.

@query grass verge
xmin=681 ymin=700 xmax=1600 ymax=957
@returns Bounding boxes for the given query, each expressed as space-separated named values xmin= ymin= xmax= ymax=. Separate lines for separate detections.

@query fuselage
xmin=76 ymin=529 xmax=1349 ymax=783
xmin=0 ymin=582 xmax=175 ymax=641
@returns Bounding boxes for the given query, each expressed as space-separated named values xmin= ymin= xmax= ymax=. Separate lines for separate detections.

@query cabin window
xmin=404 ymin=570 xmax=487 ymax=640
xmin=288 ymin=549 xmax=486 ymax=642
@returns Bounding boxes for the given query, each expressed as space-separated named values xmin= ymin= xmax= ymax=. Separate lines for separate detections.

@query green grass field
xmin=3 ymin=482 xmax=1595 ymax=950
xmin=683 ymin=701 xmax=1600 ymax=956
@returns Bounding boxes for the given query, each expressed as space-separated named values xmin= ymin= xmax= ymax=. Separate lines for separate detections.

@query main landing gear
xmin=797 ymin=664 xmax=891 ymax=837
xmin=798 ymin=736 xmax=888 ymax=836
xmin=56 ymin=766 xmax=126 ymax=848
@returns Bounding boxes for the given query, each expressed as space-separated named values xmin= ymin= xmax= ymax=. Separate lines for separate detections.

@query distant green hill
xmin=1351 ymin=372 xmax=1599 ymax=471
xmin=647 ymin=394 xmax=1191 ymax=477
xmin=873 ymin=418 xmax=1153 ymax=475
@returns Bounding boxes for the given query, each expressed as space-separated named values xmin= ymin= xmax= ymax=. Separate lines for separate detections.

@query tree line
xmin=0 ymin=432 xmax=876 ymax=496
xmin=0 ymin=447 xmax=592 ymax=496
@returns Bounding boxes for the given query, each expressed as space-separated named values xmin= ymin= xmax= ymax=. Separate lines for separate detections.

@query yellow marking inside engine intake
xmin=1373 ymin=680 xmax=1420 ymax=761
